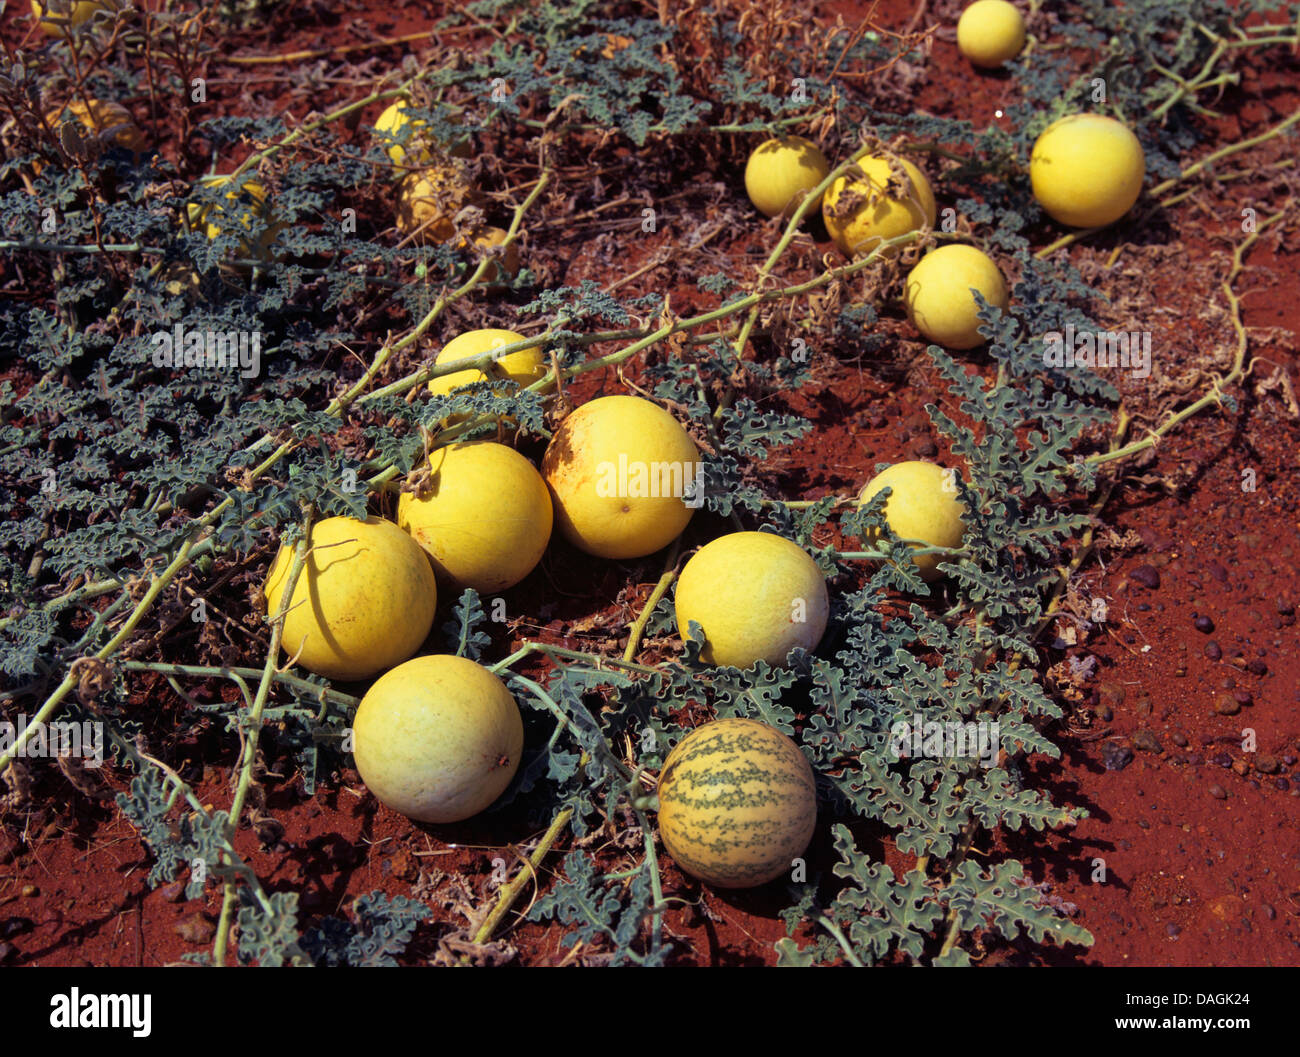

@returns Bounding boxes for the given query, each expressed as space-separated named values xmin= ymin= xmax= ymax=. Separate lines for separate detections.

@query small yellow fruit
xmin=374 ymin=99 xmax=471 ymax=167
xmin=263 ymin=516 xmax=437 ymax=682
xmin=426 ymin=328 xmax=545 ymax=425
xmin=459 ymin=226 xmax=520 ymax=286
xmin=1030 ymin=114 xmax=1145 ymax=228
xmin=657 ymin=718 xmax=817 ymax=889
xmin=352 ymin=655 xmax=523 ymax=824
xmin=675 ymin=532 xmax=829 ymax=668
xmin=44 ymin=99 xmax=145 ymax=154
xmin=31 ymin=0 xmax=112 ymax=36
xmin=822 ymin=155 xmax=937 ymax=257
xmin=858 ymin=461 xmax=966 ymax=581
xmin=185 ymin=175 xmax=279 ymax=260
xmin=395 ymin=165 xmax=475 ymax=243
xmin=743 ymin=136 xmax=830 ymax=218
xmin=542 ymin=395 xmax=700 ymax=560
xmin=397 ymin=441 xmax=553 ymax=593
xmin=956 ymin=0 xmax=1026 ymax=68
xmin=904 ymin=244 xmax=1009 ymax=349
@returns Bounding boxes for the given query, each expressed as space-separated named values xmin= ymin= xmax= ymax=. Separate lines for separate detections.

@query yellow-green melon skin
xmin=743 ymin=136 xmax=830 ymax=218
xmin=904 ymin=244 xmax=1009 ymax=349
xmin=396 ymin=441 xmax=553 ymax=593
xmin=1030 ymin=114 xmax=1145 ymax=228
xmin=858 ymin=461 xmax=967 ymax=581
xmin=352 ymin=655 xmax=523 ymax=824
xmin=542 ymin=395 xmax=700 ymax=560
xmin=262 ymin=516 xmax=436 ymax=682
xmin=674 ymin=531 xmax=829 ymax=668
xmin=658 ymin=718 xmax=817 ymax=889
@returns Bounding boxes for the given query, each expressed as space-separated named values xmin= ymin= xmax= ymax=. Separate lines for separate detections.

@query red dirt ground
xmin=1 ymin=0 xmax=1297 ymax=967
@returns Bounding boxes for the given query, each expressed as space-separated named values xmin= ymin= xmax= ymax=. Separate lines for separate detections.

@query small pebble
xmin=1213 ymin=752 xmax=1233 ymax=768
xmin=1131 ymin=565 xmax=1161 ymax=589
xmin=0 ymin=942 xmax=14 ymax=965
xmin=1204 ymin=641 xmax=1223 ymax=661
xmin=1206 ymin=561 xmax=1229 ymax=583
xmin=1193 ymin=615 xmax=1216 ymax=633
xmin=1171 ymin=732 xmax=1188 ymax=747
xmin=1101 ymin=739 xmax=1135 ymax=772
xmin=1276 ymin=778 xmax=1290 ymax=792
xmin=1214 ymin=694 xmax=1240 ymax=716
xmin=1234 ymin=689 xmax=1253 ymax=707
xmin=1098 ymin=705 xmax=1113 ymax=722
xmin=1166 ymin=923 xmax=1182 ymax=938
xmin=1255 ymin=755 xmax=1280 ymax=775
xmin=1186 ymin=753 xmax=1203 ymax=766
xmin=1231 ymin=759 xmax=1250 ymax=777
xmin=20 ymin=885 xmax=37 ymax=898
xmin=1209 ymin=784 xmax=1228 ymax=800
xmin=1133 ymin=730 xmax=1164 ymax=754
xmin=1247 ymin=659 xmax=1268 ymax=676
xmin=1263 ymin=904 xmax=1277 ymax=920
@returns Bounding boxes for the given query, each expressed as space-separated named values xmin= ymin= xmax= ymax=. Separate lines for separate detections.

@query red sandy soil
xmin=1 ymin=0 xmax=1297 ymax=966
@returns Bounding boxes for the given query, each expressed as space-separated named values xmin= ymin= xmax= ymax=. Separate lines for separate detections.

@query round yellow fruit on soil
xmin=542 ymin=395 xmax=700 ymax=560
xmin=743 ymin=136 xmax=830 ymax=219
xmin=263 ymin=516 xmax=437 ymax=682
xmin=1030 ymin=113 xmax=1145 ymax=228
xmin=460 ymin=226 xmax=520 ymax=285
xmin=904 ymin=244 xmax=1009 ymax=349
xmin=858 ymin=461 xmax=966 ymax=581
xmin=675 ymin=532 xmax=829 ymax=668
xmin=822 ymin=155 xmax=937 ymax=257
xmin=427 ymin=328 xmax=543 ymax=400
xmin=396 ymin=165 xmax=475 ymax=242
xmin=185 ymin=175 xmax=280 ymax=261
xmin=397 ymin=441 xmax=553 ymax=593
xmin=32 ymin=0 xmax=112 ymax=35
xmin=374 ymin=99 xmax=471 ymax=167
xmin=44 ymin=99 xmax=145 ymax=153
xmin=657 ymin=717 xmax=817 ymax=889
xmin=956 ymin=0 xmax=1026 ymax=68
xmin=352 ymin=654 xmax=523 ymax=824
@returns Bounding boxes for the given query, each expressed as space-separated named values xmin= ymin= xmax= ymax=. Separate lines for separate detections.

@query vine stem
xmin=212 ymin=511 xmax=312 ymax=967
xmin=0 ymin=536 xmax=198 ymax=772
xmin=1086 ymin=204 xmax=1289 ymax=467
xmin=120 ymin=661 xmax=359 ymax=709
xmin=622 ymin=539 xmax=683 ymax=663
xmin=472 ymin=807 xmax=574 ymax=945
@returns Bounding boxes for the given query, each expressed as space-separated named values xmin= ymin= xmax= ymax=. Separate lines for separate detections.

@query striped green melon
xmin=657 ymin=718 xmax=817 ymax=889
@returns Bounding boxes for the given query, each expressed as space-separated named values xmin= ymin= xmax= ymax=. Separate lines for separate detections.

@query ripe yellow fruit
xmin=185 ymin=175 xmax=279 ymax=261
xmin=657 ymin=718 xmax=817 ymax=889
xmin=743 ymin=136 xmax=830 ymax=218
xmin=904 ymin=244 xmax=1009 ymax=349
xmin=542 ymin=395 xmax=700 ymax=560
xmin=263 ymin=516 xmax=437 ymax=682
xmin=31 ymin=0 xmax=112 ymax=36
xmin=956 ymin=0 xmax=1026 ymax=68
xmin=395 ymin=166 xmax=475 ymax=243
xmin=675 ymin=532 xmax=829 ymax=668
xmin=460 ymin=226 xmax=520 ymax=286
xmin=822 ymin=155 xmax=937 ymax=257
xmin=397 ymin=441 xmax=553 ymax=593
xmin=426 ymin=328 xmax=545 ymax=425
xmin=44 ymin=99 xmax=145 ymax=154
xmin=1030 ymin=114 xmax=1145 ymax=228
xmin=374 ymin=99 xmax=471 ymax=167
xmin=858 ymin=461 xmax=966 ymax=581
xmin=352 ymin=655 xmax=523 ymax=824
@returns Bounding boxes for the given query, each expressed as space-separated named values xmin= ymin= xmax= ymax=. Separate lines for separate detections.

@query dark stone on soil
xmin=1209 ymin=784 xmax=1228 ymax=800
xmin=1193 ymin=615 xmax=1215 ymax=633
xmin=1255 ymin=755 xmax=1280 ymax=775
xmin=1247 ymin=659 xmax=1268 ymax=676
xmin=0 ymin=942 xmax=14 ymax=965
xmin=1276 ymin=778 xmax=1290 ymax=792
xmin=1204 ymin=641 xmax=1223 ymax=661
xmin=1234 ymin=689 xmax=1253 ymax=707
xmin=910 ymin=435 xmax=938 ymax=457
xmin=1101 ymin=739 xmax=1135 ymax=772
xmin=1206 ymin=561 xmax=1229 ymax=583
xmin=1214 ymin=694 xmax=1240 ymax=716
xmin=1171 ymin=732 xmax=1189 ymax=747
xmin=1213 ymin=752 xmax=1233 ymax=768
xmin=1130 ymin=565 xmax=1161 ymax=589
xmin=1278 ymin=597 xmax=1295 ymax=615
xmin=1166 ymin=923 xmax=1182 ymax=938
xmin=1098 ymin=705 xmax=1113 ymax=722
xmin=174 ymin=912 xmax=215 ymax=945
xmin=1133 ymin=730 xmax=1164 ymax=754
